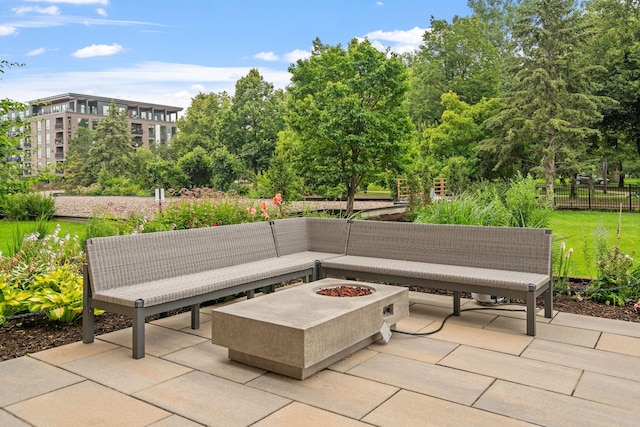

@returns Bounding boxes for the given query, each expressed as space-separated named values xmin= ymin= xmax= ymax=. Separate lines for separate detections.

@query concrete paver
xmin=475 ymin=380 xmax=636 ymax=427
xmin=1 ymin=292 xmax=638 ymax=426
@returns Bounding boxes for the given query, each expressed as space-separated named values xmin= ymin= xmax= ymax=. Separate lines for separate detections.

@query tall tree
xmin=407 ymin=15 xmax=501 ymax=129
xmin=586 ymin=0 xmax=640 ymax=184
xmin=478 ymin=0 xmax=605 ymax=203
xmin=86 ymin=100 xmax=134 ymax=182
xmin=287 ymin=38 xmax=413 ymax=215
xmin=171 ymin=91 xmax=231 ymax=158
xmin=220 ymin=69 xmax=285 ymax=176
xmin=62 ymin=126 xmax=95 ymax=188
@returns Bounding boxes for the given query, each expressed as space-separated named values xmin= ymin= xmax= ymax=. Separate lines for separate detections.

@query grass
xmin=0 ymin=220 xmax=88 ymax=256
xmin=549 ymin=211 xmax=640 ymax=278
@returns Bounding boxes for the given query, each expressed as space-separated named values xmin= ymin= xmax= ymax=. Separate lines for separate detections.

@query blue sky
xmin=1 ymin=0 xmax=471 ymax=111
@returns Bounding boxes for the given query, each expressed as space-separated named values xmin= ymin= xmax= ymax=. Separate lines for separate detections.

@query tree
xmin=220 ymin=69 xmax=285 ymax=176
xmin=62 ymin=127 xmax=95 ymax=188
xmin=478 ymin=0 xmax=605 ymax=203
xmin=1 ymin=61 xmax=26 ymax=196
xmin=407 ymin=15 xmax=501 ymax=129
xmin=171 ymin=91 xmax=232 ymax=158
xmin=178 ymin=146 xmax=214 ymax=188
xmin=287 ymin=38 xmax=413 ymax=215
xmin=586 ymin=0 xmax=640 ymax=185
xmin=86 ymin=100 xmax=134 ymax=182
xmin=211 ymin=146 xmax=244 ymax=191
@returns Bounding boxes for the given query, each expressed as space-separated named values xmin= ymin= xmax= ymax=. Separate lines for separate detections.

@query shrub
xmin=0 ymin=192 xmax=55 ymax=220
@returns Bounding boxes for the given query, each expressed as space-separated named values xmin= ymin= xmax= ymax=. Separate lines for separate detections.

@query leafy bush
xmin=0 ymin=192 xmax=55 ymax=220
xmin=504 ymin=174 xmax=550 ymax=228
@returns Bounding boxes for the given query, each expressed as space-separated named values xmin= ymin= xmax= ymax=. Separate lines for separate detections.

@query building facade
xmin=10 ymin=93 xmax=182 ymax=176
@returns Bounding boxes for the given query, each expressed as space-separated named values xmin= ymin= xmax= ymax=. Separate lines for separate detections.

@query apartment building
xmin=9 ymin=93 xmax=182 ymax=175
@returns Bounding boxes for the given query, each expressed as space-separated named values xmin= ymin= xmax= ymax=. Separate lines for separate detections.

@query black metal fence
xmin=551 ymin=184 xmax=640 ymax=211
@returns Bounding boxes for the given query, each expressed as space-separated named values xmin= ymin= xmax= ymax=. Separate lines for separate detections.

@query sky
xmin=1 ymin=0 xmax=471 ymax=112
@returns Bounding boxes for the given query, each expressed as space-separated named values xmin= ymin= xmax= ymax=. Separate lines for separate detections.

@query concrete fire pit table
xmin=211 ymin=278 xmax=409 ymax=379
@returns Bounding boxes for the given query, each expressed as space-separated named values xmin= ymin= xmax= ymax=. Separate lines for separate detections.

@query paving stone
xmin=162 ymin=341 xmax=265 ymax=383
xmin=0 ymin=357 xmax=82 ymax=406
xmin=61 ymin=347 xmax=193 ymax=394
xmin=367 ymin=332 xmax=458 ymax=364
xmin=421 ymin=322 xmax=533 ymax=355
xmin=134 ymin=371 xmax=290 ymax=426
xmin=253 ymin=402 xmax=369 ymax=427
xmin=328 ymin=348 xmax=378 ymax=373
xmin=438 ymin=345 xmax=582 ymax=394
xmin=97 ymin=323 xmax=208 ymax=357
xmin=7 ymin=380 xmax=169 ymax=427
xmin=475 ymin=380 xmax=636 ymax=427
xmin=247 ymin=369 xmax=398 ymax=420
xmin=551 ymin=312 xmax=640 ymax=337
xmin=31 ymin=339 xmax=118 ymax=365
xmin=522 ymin=339 xmax=640 ymax=382
xmin=596 ymin=332 xmax=640 ymax=357
xmin=150 ymin=310 xmax=211 ymax=331
xmin=408 ymin=291 xmax=471 ymax=308
xmin=148 ymin=414 xmax=205 ymax=426
xmin=408 ymin=304 xmax=497 ymax=329
xmin=363 ymin=389 xmax=535 ymax=427
xmin=574 ymin=371 xmax=640 ymax=410
xmin=487 ymin=317 xmax=600 ymax=347
xmin=347 ymin=352 xmax=493 ymax=406
xmin=0 ymin=409 xmax=30 ymax=426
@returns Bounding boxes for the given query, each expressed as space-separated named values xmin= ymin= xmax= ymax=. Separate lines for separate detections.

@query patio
xmin=1 ymin=287 xmax=638 ymax=427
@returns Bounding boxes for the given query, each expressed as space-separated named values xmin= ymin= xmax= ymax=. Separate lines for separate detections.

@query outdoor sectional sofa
xmin=83 ymin=217 xmax=553 ymax=359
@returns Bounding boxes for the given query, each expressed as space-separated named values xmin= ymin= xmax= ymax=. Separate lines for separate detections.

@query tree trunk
xmin=345 ymin=178 xmax=356 ymax=217
xmin=544 ymin=150 xmax=555 ymax=209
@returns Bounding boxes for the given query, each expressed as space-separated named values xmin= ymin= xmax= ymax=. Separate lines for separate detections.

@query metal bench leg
xmin=132 ymin=303 xmax=145 ymax=359
xmin=82 ymin=264 xmax=95 ymax=344
xmin=191 ymin=304 xmax=200 ymax=329
xmin=526 ymin=285 xmax=537 ymax=336
xmin=544 ymin=286 xmax=553 ymax=318
xmin=453 ymin=291 xmax=461 ymax=316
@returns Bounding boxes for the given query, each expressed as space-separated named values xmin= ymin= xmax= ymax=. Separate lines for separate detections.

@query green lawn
xmin=0 ymin=220 xmax=88 ymax=256
xmin=549 ymin=211 xmax=640 ymax=278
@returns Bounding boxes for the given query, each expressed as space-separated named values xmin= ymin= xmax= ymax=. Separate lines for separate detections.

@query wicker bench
xmin=83 ymin=217 xmax=552 ymax=358
xmin=82 ymin=219 xmax=348 ymax=358
xmin=319 ymin=220 xmax=553 ymax=336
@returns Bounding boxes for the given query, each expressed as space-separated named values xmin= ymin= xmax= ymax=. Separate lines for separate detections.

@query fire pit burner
xmin=317 ymin=285 xmax=373 ymax=297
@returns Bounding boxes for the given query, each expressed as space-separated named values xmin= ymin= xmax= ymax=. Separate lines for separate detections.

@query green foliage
xmin=413 ymin=174 xmax=549 ymax=228
xmin=479 ymin=0 xmax=606 ymax=200
xmin=0 ymin=192 xmax=55 ymax=221
xmin=586 ymin=222 xmax=638 ymax=306
xmin=178 ymin=146 xmax=214 ymax=188
xmin=211 ymin=146 xmax=244 ymax=191
xmin=287 ymin=38 xmax=413 ymax=215
xmin=0 ymin=62 xmax=27 ymax=198
xmin=553 ymin=240 xmax=574 ymax=294
xmin=0 ymin=225 xmax=86 ymax=324
xmin=86 ymin=100 xmax=135 ymax=182
xmin=156 ymin=198 xmax=251 ymax=229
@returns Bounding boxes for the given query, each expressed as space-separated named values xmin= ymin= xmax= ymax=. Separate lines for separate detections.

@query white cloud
xmin=282 ymin=49 xmax=311 ymax=63
xmin=254 ymin=51 xmax=279 ymax=61
xmin=25 ymin=0 xmax=109 ymax=4
xmin=72 ymin=43 xmax=124 ymax=58
xmin=26 ymin=47 xmax=47 ymax=56
xmin=376 ymin=2 xmax=384 ymax=6
xmin=13 ymin=6 xmax=61 ymax=15
xmin=363 ymin=26 xmax=427 ymax=53
xmin=1 ymin=61 xmax=292 ymax=111
xmin=0 ymin=25 xmax=18 ymax=36
xmin=97 ymin=8 xmax=108 ymax=17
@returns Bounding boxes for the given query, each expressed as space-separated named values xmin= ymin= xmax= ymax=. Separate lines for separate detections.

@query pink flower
xmin=260 ymin=201 xmax=268 ymax=213
xmin=247 ymin=206 xmax=257 ymax=216
xmin=262 ymin=212 xmax=270 ymax=220
xmin=272 ymin=193 xmax=283 ymax=205
xmin=634 ymin=300 xmax=640 ymax=313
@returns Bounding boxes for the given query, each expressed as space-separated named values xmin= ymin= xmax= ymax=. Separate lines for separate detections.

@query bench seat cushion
xmin=321 ymin=255 xmax=550 ymax=292
xmin=92 ymin=256 xmax=318 ymax=307
xmin=280 ymin=251 xmax=344 ymax=263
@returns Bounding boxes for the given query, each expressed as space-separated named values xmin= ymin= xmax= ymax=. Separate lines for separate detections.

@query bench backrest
xmin=86 ymin=221 xmax=277 ymax=292
xmin=271 ymin=217 xmax=350 ymax=256
xmin=346 ymin=220 xmax=551 ymax=275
